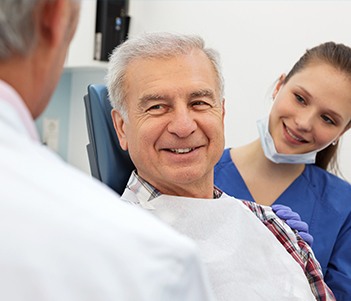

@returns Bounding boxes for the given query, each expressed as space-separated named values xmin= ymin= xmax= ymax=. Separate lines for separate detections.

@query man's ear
xmin=36 ymin=0 xmax=68 ymax=48
xmin=111 ymin=109 xmax=128 ymax=151
xmin=273 ymin=73 xmax=286 ymax=99
xmin=221 ymin=98 xmax=226 ymax=125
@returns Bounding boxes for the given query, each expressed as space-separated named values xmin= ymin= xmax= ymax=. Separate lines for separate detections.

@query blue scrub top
xmin=214 ymin=148 xmax=351 ymax=300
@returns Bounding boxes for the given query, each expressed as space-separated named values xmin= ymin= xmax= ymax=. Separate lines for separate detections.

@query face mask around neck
xmin=256 ymin=116 xmax=318 ymax=164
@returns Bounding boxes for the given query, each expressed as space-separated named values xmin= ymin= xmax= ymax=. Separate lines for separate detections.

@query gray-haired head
xmin=0 ymin=0 xmax=39 ymax=59
xmin=106 ymin=32 xmax=225 ymax=120
xmin=0 ymin=0 xmax=79 ymax=60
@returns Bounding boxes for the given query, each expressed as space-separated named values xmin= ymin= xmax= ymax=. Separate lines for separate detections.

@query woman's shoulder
xmin=305 ymin=164 xmax=351 ymax=207
xmin=306 ymin=164 xmax=351 ymax=188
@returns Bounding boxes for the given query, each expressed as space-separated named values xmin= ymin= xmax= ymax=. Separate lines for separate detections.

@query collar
xmin=126 ymin=170 xmax=223 ymax=202
xmin=0 ymin=80 xmax=40 ymax=141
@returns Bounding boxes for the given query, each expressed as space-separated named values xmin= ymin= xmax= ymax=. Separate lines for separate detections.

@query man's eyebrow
xmin=189 ymin=89 xmax=215 ymax=99
xmin=138 ymin=89 xmax=216 ymax=105
xmin=139 ymin=93 xmax=169 ymax=102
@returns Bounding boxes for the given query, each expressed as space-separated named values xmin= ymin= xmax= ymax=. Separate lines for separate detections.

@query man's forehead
xmin=124 ymin=52 xmax=220 ymax=103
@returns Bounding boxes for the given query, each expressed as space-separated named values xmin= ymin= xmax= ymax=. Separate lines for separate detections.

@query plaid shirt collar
xmin=126 ymin=170 xmax=223 ymax=202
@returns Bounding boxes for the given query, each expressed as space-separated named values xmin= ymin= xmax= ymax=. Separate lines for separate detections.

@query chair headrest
xmin=84 ymin=84 xmax=135 ymax=195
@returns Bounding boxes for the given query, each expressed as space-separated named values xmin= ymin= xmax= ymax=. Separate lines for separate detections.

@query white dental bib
xmin=122 ymin=190 xmax=315 ymax=301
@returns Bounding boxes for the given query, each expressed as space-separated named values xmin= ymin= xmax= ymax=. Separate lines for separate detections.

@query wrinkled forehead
xmin=124 ymin=52 xmax=220 ymax=98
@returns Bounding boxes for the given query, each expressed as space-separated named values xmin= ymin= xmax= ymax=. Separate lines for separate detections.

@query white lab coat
xmin=0 ymin=82 xmax=215 ymax=301
xmin=122 ymin=189 xmax=316 ymax=301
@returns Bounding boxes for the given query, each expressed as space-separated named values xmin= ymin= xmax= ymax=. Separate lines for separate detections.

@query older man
xmin=0 ymin=2 xmax=215 ymax=300
xmin=107 ymin=32 xmax=335 ymax=301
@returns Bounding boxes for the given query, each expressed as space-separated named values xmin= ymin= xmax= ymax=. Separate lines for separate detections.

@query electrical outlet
xmin=43 ymin=118 xmax=60 ymax=152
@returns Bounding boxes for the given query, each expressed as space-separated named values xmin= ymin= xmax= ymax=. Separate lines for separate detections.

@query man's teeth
xmin=169 ymin=148 xmax=193 ymax=154
xmin=286 ymin=127 xmax=304 ymax=142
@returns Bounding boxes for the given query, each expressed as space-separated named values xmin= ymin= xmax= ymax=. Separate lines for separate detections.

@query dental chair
xmin=83 ymin=84 xmax=135 ymax=195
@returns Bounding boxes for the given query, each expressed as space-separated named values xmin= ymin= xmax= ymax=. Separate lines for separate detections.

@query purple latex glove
xmin=272 ymin=204 xmax=314 ymax=247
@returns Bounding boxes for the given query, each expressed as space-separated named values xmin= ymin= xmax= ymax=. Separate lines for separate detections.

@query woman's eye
xmin=321 ymin=115 xmax=336 ymax=125
xmin=295 ymin=94 xmax=306 ymax=104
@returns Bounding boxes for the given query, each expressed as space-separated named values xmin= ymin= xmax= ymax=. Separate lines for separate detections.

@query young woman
xmin=215 ymin=41 xmax=351 ymax=299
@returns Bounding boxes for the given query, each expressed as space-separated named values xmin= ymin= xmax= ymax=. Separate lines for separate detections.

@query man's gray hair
xmin=0 ymin=0 xmax=39 ymax=59
xmin=0 ymin=0 xmax=79 ymax=59
xmin=106 ymin=32 xmax=225 ymax=120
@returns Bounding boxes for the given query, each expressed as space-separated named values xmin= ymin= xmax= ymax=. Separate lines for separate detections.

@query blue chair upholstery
xmin=84 ymin=84 xmax=135 ymax=195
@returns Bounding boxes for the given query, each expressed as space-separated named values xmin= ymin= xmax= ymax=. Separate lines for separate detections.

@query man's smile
xmin=168 ymin=148 xmax=195 ymax=154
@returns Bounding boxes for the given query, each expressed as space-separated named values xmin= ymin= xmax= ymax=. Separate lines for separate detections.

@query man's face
xmin=112 ymin=49 xmax=225 ymax=197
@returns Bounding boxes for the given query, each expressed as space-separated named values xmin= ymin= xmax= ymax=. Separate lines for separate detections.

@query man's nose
xmin=167 ymin=107 xmax=197 ymax=137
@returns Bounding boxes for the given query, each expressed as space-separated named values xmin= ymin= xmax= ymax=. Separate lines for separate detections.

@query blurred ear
xmin=221 ymin=98 xmax=226 ymax=126
xmin=111 ymin=109 xmax=128 ymax=151
xmin=273 ymin=73 xmax=286 ymax=99
xmin=36 ymin=0 xmax=68 ymax=48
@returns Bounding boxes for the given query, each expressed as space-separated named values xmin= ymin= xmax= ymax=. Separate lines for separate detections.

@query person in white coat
xmin=0 ymin=1 xmax=215 ymax=300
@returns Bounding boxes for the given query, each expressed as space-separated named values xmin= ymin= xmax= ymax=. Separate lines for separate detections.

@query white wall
xmin=67 ymin=68 xmax=107 ymax=174
xmin=128 ymin=0 xmax=351 ymax=181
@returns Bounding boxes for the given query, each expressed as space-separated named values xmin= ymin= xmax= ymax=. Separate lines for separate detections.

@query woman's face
xmin=270 ymin=62 xmax=351 ymax=155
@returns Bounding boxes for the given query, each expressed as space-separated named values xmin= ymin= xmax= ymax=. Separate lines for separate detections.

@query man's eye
xmin=295 ymin=94 xmax=306 ymax=104
xmin=146 ymin=104 xmax=167 ymax=115
xmin=147 ymin=104 xmax=163 ymax=111
xmin=192 ymin=101 xmax=211 ymax=110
